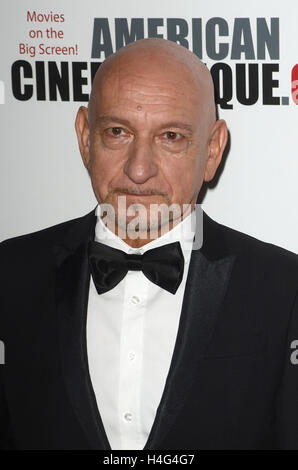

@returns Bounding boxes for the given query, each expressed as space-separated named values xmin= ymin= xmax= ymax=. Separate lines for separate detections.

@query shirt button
xmin=128 ymin=248 xmax=142 ymax=255
xmin=130 ymin=295 xmax=140 ymax=304
xmin=124 ymin=412 xmax=132 ymax=422
xmin=128 ymin=351 xmax=135 ymax=361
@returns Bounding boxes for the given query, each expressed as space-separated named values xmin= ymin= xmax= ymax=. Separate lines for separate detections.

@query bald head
xmin=88 ymin=38 xmax=216 ymax=130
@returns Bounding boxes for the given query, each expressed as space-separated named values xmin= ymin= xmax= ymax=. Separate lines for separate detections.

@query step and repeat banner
xmin=1 ymin=0 xmax=297 ymax=253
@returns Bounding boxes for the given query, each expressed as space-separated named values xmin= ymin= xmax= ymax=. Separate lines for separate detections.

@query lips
xmin=118 ymin=191 xmax=161 ymax=196
xmin=123 ymin=193 xmax=154 ymax=196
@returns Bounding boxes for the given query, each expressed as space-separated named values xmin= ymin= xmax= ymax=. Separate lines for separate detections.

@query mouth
xmin=117 ymin=191 xmax=162 ymax=197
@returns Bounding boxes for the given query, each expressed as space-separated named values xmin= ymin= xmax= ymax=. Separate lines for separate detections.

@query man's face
xmin=76 ymin=53 xmax=221 ymax=237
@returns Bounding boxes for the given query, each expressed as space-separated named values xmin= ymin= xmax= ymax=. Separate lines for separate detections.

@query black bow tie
xmin=87 ymin=240 xmax=184 ymax=295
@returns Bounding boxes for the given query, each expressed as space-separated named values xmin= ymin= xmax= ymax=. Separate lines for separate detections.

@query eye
xmin=157 ymin=130 xmax=189 ymax=153
xmin=107 ymin=127 xmax=125 ymax=136
xmin=164 ymin=131 xmax=182 ymax=141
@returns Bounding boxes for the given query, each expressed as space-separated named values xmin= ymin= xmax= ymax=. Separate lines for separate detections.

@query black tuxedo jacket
xmin=0 ymin=207 xmax=298 ymax=450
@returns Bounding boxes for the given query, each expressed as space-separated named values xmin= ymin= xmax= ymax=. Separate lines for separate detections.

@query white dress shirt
xmin=86 ymin=204 xmax=195 ymax=450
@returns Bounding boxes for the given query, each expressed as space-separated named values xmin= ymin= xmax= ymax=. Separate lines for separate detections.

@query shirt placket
xmin=118 ymin=269 xmax=148 ymax=450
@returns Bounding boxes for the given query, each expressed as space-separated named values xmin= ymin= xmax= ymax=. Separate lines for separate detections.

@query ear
xmin=75 ymin=106 xmax=90 ymax=170
xmin=204 ymin=119 xmax=228 ymax=182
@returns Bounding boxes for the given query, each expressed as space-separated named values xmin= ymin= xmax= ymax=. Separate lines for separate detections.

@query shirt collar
xmin=94 ymin=203 xmax=195 ymax=264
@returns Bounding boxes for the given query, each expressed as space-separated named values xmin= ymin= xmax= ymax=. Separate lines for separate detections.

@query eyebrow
xmin=95 ymin=114 xmax=194 ymax=135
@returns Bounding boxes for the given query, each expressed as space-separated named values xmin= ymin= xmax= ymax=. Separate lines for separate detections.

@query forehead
xmin=93 ymin=61 xmax=202 ymax=120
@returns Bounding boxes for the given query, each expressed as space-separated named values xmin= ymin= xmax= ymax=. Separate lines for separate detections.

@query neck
xmin=115 ymin=220 xmax=177 ymax=248
xmin=101 ymin=203 xmax=194 ymax=249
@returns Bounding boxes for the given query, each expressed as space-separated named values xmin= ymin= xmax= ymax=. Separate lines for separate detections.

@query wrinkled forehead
xmin=103 ymin=72 xmax=196 ymax=106
xmin=88 ymin=47 xmax=216 ymax=135
xmin=92 ymin=57 xmax=205 ymax=113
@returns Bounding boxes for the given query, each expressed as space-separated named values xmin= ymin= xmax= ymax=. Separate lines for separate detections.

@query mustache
xmin=111 ymin=187 xmax=168 ymax=196
xmin=102 ymin=187 xmax=172 ymax=206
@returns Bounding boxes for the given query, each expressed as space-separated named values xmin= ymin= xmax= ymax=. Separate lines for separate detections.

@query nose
xmin=123 ymin=135 xmax=158 ymax=184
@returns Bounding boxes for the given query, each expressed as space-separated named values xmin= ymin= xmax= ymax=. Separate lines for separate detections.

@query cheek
xmin=187 ymin=142 xmax=208 ymax=180
xmin=89 ymin=162 xmax=120 ymax=204
xmin=163 ymin=150 xmax=201 ymax=195
xmin=90 ymin=141 xmax=123 ymax=186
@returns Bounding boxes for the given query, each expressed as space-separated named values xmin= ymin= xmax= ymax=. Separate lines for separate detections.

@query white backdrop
xmin=1 ymin=0 xmax=297 ymax=253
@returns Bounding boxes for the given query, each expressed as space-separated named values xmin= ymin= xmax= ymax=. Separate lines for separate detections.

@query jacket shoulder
xmin=203 ymin=212 xmax=298 ymax=275
xmin=0 ymin=207 xmax=96 ymax=258
xmin=223 ymin=220 xmax=297 ymax=262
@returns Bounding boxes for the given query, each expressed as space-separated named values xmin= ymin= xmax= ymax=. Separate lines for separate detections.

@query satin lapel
xmin=53 ymin=209 xmax=112 ymax=450
xmin=143 ymin=245 xmax=236 ymax=449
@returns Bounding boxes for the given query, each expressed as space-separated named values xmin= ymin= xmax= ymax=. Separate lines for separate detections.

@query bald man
xmin=1 ymin=38 xmax=298 ymax=450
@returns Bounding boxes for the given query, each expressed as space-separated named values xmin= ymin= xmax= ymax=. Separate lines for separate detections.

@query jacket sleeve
xmin=0 ymin=241 xmax=15 ymax=449
xmin=0 ymin=367 xmax=15 ymax=449
xmin=274 ymin=287 xmax=298 ymax=449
